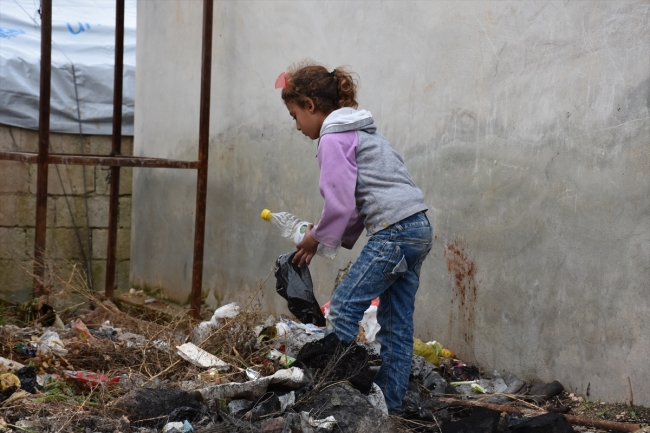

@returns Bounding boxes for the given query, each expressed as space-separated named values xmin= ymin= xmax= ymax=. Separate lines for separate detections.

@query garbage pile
xmin=0 ymin=260 xmax=646 ymax=433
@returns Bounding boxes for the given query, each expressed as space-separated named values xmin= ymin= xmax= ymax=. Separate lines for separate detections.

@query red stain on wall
xmin=444 ymin=241 xmax=478 ymax=347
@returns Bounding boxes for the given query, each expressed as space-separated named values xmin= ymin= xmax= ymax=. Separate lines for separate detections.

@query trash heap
xmin=0 ymin=260 xmax=646 ymax=432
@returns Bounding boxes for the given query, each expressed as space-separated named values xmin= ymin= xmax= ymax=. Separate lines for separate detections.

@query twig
xmin=55 ymin=383 xmax=97 ymax=433
xmin=438 ymin=397 xmax=642 ymax=432
xmin=3 ymin=425 xmax=36 ymax=433
xmin=144 ymin=359 xmax=182 ymax=384
xmin=627 ymin=376 xmax=634 ymax=407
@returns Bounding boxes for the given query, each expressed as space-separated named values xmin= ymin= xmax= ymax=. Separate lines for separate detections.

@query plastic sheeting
xmin=0 ymin=0 xmax=136 ymax=135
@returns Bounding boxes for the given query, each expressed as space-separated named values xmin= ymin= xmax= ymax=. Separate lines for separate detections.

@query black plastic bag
xmin=274 ymin=251 xmax=325 ymax=326
xmin=297 ymin=333 xmax=374 ymax=394
xmin=16 ymin=366 xmax=41 ymax=394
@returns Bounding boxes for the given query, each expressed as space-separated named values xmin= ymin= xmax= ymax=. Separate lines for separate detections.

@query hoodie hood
xmin=320 ymin=107 xmax=376 ymax=136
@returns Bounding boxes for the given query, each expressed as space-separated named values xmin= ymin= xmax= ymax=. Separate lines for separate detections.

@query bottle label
xmin=293 ymin=223 xmax=308 ymax=244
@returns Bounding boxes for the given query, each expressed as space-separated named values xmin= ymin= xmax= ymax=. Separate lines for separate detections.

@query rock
xmin=482 ymin=370 xmax=518 ymax=404
xmin=249 ymin=392 xmax=281 ymax=420
xmin=502 ymin=372 xmax=525 ymax=394
xmin=366 ymin=383 xmax=388 ymax=415
xmin=399 ymin=381 xmax=447 ymax=421
xmin=506 ymin=413 xmax=575 ymax=433
xmin=277 ymin=390 xmax=295 ymax=412
xmin=261 ymin=416 xmax=285 ymax=433
xmin=227 ymin=399 xmax=255 ymax=415
xmin=526 ymin=381 xmax=564 ymax=404
xmin=294 ymin=383 xmax=396 ymax=432
xmin=283 ymin=412 xmax=315 ymax=433
xmin=109 ymin=388 xmax=200 ymax=427
xmin=411 ymin=355 xmax=448 ymax=394
xmin=441 ymin=407 xmax=501 ymax=433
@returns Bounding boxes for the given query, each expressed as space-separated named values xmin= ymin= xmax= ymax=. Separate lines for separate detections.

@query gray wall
xmin=132 ymin=1 xmax=649 ymax=405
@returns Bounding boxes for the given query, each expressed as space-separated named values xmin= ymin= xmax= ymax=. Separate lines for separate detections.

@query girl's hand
xmin=293 ymin=224 xmax=318 ymax=267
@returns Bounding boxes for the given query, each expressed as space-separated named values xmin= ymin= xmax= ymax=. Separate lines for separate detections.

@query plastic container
xmin=261 ymin=209 xmax=339 ymax=259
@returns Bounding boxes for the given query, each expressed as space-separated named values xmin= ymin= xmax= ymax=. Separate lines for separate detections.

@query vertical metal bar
xmin=190 ymin=0 xmax=214 ymax=319
xmin=33 ymin=0 xmax=52 ymax=296
xmin=105 ymin=0 xmax=125 ymax=300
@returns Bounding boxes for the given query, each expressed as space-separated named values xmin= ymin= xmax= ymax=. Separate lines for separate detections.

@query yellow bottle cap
xmin=260 ymin=209 xmax=272 ymax=221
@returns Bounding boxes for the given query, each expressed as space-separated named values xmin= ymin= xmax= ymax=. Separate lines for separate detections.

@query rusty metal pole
xmin=32 ymin=0 xmax=52 ymax=297
xmin=105 ymin=0 xmax=125 ymax=300
xmin=190 ymin=0 xmax=214 ymax=319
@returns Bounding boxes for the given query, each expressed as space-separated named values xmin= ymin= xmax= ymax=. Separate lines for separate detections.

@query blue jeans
xmin=326 ymin=211 xmax=433 ymax=409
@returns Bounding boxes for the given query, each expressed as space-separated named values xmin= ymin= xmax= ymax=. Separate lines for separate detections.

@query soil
xmin=555 ymin=391 xmax=650 ymax=429
xmin=0 ymin=286 xmax=647 ymax=433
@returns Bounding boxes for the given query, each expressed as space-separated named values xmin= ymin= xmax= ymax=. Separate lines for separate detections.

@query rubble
xmin=0 ymin=272 xmax=646 ymax=433
xmin=109 ymin=388 xmax=201 ymax=427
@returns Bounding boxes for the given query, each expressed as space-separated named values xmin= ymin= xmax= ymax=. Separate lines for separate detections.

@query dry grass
xmin=0 ymin=259 xmax=280 ymax=431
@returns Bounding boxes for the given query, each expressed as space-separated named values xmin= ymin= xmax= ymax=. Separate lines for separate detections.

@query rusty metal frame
xmin=0 ymin=0 xmax=213 ymax=319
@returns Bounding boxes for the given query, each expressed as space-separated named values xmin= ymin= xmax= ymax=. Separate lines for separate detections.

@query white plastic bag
xmin=36 ymin=331 xmax=68 ymax=357
xmin=210 ymin=302 xmax=240 ymax=325
xmin=359 ymin=305 xmax=380 ymax=342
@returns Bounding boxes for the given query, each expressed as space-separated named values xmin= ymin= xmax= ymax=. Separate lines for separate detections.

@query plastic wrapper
xmin=63 ymin=370 xmax=120 ymax=386
xmin=0 ymin=356 xmax=24 ymax=372
xmin=197 ymin=367 xmax=309 ymax=402
xmin=36 ymin=331 xmax=68 ymax=357
xmin=274 ymin=252 xmax=325 ymax=326
xmin=72 ymin=319 xmax=94 ymax=339
xmin=413 ymin=337 xmax=439 ymax=366
xmin=176 ymin=343 xmax=230 ymax=371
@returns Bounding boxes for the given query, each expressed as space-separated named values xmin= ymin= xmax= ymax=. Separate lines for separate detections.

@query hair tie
xmin=275 ymin=72 xmax=288 ymax=89
xmin=329 ymin=69 xmax=336 ymax=78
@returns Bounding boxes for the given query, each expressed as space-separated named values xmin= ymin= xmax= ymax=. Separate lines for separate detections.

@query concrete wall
xmin=132 ymin=1 xmax=650 ymax=405
xmin=0 ymin=125 xmax=132 ymax=302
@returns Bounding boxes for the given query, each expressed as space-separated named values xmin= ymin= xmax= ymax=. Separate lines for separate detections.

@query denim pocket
xmin=389 ymin=225 xmax=432 ymax=244
xmin=383 ymin=245 xmax=408 ymax=281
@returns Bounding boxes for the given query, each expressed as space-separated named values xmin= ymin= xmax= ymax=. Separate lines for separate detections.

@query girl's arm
xmin=310 ymin=131 xmax=359 ymax=248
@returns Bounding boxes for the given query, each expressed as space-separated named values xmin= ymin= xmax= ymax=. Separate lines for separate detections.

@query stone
xmin=526 ymin=381 xmax=565 ymax=404
xmin=249 ymin=392 xmax=281 ymax=420
xmin=119 ymin=196 xmax=132 ymax=228
xmin=46 ymin=228 xmax=87 ymax=260
xmin=227 ymin=399 xmax=254 ymax=416
xmin=0 ymin=162 xmax=30 ymax=194
xmin=411 ymin=355 xmax=448 ymax=395
xmin=39 ymin=164 xmax=95 ymax=196
xmin=95 ymin=165 xmax=134 ymax=196
xmin=0 ymin=195 xmax=35 ymax=227
xmin=0 ymin=260 xmax=34 ymax=303
xmin=366 ymin=383 xmax=388 ymax=414
xmin=260 ymin=417 xmax=285 ymax=433
xmin=0 ymin=228 xmax=27 ymax=259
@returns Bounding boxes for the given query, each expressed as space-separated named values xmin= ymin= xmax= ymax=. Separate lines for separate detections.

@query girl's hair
xmin=281 ymin=62 xmax=358 ymax=113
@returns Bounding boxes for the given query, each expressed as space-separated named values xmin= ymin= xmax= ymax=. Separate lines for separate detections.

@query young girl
xmin=276 ymin=63 xmax=433 ymax=410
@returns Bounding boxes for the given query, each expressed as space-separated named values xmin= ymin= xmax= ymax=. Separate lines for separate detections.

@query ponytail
xmin=282 ymin=62 xmax=358 ymax=113
xmin=330 ymin=68 xmax=357 ymax=110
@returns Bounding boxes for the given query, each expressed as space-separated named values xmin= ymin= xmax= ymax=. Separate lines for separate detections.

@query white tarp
xmin=0 ymin=0 xmax=136 ymax=135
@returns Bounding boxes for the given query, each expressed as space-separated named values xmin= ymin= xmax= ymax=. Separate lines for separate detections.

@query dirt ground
xmin=0 ymin=265 xmax=646 ymax=433
xmin=556 ymin=392 xmax=650 ymax=430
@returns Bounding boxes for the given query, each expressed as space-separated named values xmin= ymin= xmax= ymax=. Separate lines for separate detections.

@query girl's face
xmin=285 ymin=100 xmax=327 ymax=140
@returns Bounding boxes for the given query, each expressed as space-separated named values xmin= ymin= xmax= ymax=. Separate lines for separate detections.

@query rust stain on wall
xmin=444 ymin=241 xmax=478 ymax=350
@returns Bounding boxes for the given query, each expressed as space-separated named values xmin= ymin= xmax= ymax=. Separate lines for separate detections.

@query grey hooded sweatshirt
xmin=310 ymin=108 xmax=428 ymax=249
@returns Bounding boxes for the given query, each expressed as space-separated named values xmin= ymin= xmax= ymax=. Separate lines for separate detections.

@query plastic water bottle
xmin=260 ymin=209 xmax=339 ymax=259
